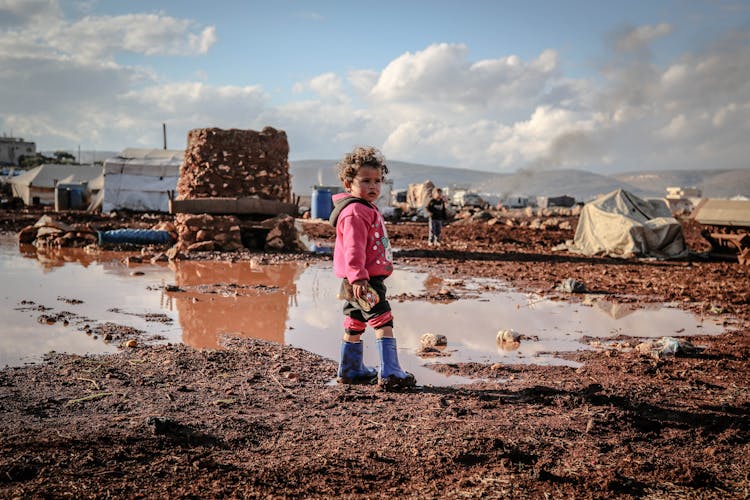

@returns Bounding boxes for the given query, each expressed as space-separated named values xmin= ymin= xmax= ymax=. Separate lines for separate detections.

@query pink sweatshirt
xmin=330 ymin=193 xmax=393 ymax=283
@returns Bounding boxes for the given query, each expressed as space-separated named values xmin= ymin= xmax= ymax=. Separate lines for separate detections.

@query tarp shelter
xmin=568 ymin=189 xmax=687 ymax=259
xmin=102 ymin=148 xmax=182 ymax=213
xmin=9 ymin=164 xmax=102 ymax=206
xmin=406 ymin=180 xmax=435 ymax=210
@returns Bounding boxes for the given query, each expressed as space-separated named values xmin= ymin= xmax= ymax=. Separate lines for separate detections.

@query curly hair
xmin=336 ymin=146 xmax=389 ymax=185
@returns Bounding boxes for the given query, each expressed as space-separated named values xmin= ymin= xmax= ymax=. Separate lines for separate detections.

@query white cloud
xmin=1 ymin=4 xmax=749 ymax=175
xmin=46 ymin=14 xmax=217 ymax=61
xmin=370 ymin=43 xmax=558 ymax=115
xmin=307 ymin=72 xmax=349 ymax=103
xmin=0 ymin=1 xmax=216 ymax=64
xmin=617 ymin=23 xmax=673 ymax=52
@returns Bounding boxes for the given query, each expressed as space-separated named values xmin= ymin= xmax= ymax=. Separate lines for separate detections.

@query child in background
xmin=426 ymin=188 xmax=447 ymax=246
xmin=329 ymin=146 xmax=416 ymax=390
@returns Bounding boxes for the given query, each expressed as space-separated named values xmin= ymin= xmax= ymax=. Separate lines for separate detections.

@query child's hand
xmin=351 ymin=279 xmax=368 ymax=299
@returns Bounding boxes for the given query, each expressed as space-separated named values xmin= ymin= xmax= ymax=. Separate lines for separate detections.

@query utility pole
xmin=162 ymin=123 xmax=167 ymax=150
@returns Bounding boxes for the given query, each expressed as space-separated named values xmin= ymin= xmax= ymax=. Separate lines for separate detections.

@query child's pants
xmin=429 ymin=218 xmax=443 ymax=243
xmin=341 ymin=275 xmax=393 ymax=334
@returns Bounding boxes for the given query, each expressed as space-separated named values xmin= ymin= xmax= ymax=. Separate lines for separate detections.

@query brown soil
xmin=1 ymin=207 xmax=748 ymax=499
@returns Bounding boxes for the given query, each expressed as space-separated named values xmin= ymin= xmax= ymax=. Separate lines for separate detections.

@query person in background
xmin=426 ymin=188 xmax=448 ymax=246
xmin=328 ymin=146 xmax=416 ymax=390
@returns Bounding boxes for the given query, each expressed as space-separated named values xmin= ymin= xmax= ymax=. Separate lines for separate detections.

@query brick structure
xmin=174 ymin=127 xmax=300 ymax=252
xmin=177 ymin=127 xmax=291 ymax=202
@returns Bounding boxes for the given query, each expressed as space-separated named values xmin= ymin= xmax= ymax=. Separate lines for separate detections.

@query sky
xmin=1 ymin=0 xmax=749 ymax=174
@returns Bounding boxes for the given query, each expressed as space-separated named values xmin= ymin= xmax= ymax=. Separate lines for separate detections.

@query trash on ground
xmin=556 ymin=277 xmax=586 ymax=293
xmin=417 ymin=332 xmax=450 ymax=357
xmin=420 ymin=332 xmax=448 ymax=349
xmin=635 ymin=336 xmax=701 ymax=359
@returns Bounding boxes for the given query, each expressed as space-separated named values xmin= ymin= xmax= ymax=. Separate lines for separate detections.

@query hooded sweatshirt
xmin=329 ymin=192 xmax=393 ymax=283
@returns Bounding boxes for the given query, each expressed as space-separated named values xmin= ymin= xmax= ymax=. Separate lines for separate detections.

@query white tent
xmin=102 ymin=148 xmax=183 ymax=213
xmin=568 ymin=189 xmax=687 ymax=259
xmin=9 ymin=164 xmax=102 ymax=206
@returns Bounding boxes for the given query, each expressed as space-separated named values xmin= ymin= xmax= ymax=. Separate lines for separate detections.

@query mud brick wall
xmin=177 ymin=127 xmax=291 ymax=202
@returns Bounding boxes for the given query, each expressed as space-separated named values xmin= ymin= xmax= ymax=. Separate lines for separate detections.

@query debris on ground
xmin=635 ymin=336 xmax=702 ymax=359
xmin=556 ymin=277 xmax=587 ymax=293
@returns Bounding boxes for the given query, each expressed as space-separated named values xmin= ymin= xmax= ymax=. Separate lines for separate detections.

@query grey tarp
xmin=566 ymin=189 xmax=687 ymax=259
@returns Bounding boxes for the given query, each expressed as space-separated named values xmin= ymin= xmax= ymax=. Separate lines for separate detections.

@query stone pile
xmin=177 ymin=127 xmax=291 ymax=202
xmin=174 ymin=213 xmax=243 ymax=253
xmin=174 ymin=127 xmax=299 ymax=252
xmin=18 ymin=216 xmax=97 ymax=249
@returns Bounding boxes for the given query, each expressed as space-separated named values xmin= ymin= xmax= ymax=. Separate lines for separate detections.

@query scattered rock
xmin=420 ymin=333 xmax=448 ymax=349
xmin=635 ymin=336 xmax=701 ymax=359
xmin=497 ymin=329 xmax=522 ymax=343
xmin=556 ymin=278 xmax=586 ymax=293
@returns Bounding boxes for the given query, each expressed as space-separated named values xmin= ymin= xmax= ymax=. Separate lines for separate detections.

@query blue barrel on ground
xmin=311 ymin=187 xmax=333 ymax=220
xmin=98 ymin=229 xmax=174 ymax=246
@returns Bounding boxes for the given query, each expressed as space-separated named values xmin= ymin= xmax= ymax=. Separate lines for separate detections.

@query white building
xmin=665 ymin=186 xmax=702 ymax=213
xmin=666 ymin=186 xmax=702 ymax=199
xmin=0 ymin=136 xmax=36 ymax=165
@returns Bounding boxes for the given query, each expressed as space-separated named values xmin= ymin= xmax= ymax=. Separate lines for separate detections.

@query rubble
xmin=172 ymin=127 xmax=302 ymax=253
xmin=17 ymin=215 xmax=176 ymax=250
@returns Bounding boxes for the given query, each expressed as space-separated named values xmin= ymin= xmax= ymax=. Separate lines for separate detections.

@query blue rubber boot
xmin=376 ymin=337 xmax=417 ymax=390
xmin=337 ymin=341 xmax=377 ymax=385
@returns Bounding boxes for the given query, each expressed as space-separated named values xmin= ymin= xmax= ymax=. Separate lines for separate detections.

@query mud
xmin=1 ymin=207 xmax=748 ymax=498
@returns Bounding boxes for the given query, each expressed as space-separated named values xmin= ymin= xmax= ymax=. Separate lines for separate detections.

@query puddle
xmin=0 ymin=234 xmax=730 ymax=386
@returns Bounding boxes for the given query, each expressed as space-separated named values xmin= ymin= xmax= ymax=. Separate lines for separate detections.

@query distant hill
xmin=615 ymin=169 xmax=750 ymax=199
xmin=290 ymin=159 xmax=492 ymax=194
xmin=291 ymin=160 xmax=748 ymax=202
xmin=471 ymin=168 xmax=656 ymax=202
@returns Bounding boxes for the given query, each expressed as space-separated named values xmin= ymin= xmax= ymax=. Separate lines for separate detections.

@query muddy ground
xmin=1 ymin=207 xmax=748 ymax=498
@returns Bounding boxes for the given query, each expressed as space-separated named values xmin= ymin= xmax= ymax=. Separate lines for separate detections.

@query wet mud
xmin=1 ymin=208 xmax=748 ymax=498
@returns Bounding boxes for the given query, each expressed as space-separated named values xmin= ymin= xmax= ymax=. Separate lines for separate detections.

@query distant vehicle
xmin=452 ymin=190 xmax=487 ymax=209
xmin=502 ymin=195 xmax=531 ymax=209
xmin=0 ymin=167 xmax=22 ymax=177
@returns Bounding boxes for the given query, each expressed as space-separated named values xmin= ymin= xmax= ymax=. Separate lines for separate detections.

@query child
xmin=426 ymin=188 xmax=447 ymax=246
xmin=329 ymin=146 xmax=416 ymax=390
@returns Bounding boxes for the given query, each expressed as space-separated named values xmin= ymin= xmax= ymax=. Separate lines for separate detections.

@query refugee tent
xmin=102 ymin=148 xmax=182 ymax=213
xmin=406 ymin=180 xmax=435 ymax=210
xmin=9 ymin=164 xmax=102 ymax=206
xmin=567 ymin=189 xmax=687 ymax=258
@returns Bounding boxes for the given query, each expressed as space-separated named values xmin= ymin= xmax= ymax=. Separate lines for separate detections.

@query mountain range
xmin=290 ymin=160 xmax=750 ymax=201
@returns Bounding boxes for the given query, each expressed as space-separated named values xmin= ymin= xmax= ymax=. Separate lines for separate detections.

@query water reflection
xmin=166 ymin=261 xmax=301 ymax=348
xmin=19 ymin=243 xmax=136 ymax=271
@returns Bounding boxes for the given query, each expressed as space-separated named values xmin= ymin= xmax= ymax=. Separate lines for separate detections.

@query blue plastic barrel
xmin=69 ymin=186 xmax=84 ymax=209
xmin=311 ymin=187 xmax=333 ymax=220
xmin=98 ymin=229 xmax=174 ymax=246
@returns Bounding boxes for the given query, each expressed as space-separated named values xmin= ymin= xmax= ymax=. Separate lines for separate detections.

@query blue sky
xmin=1 ymin=0 xmax=749 ymax=173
